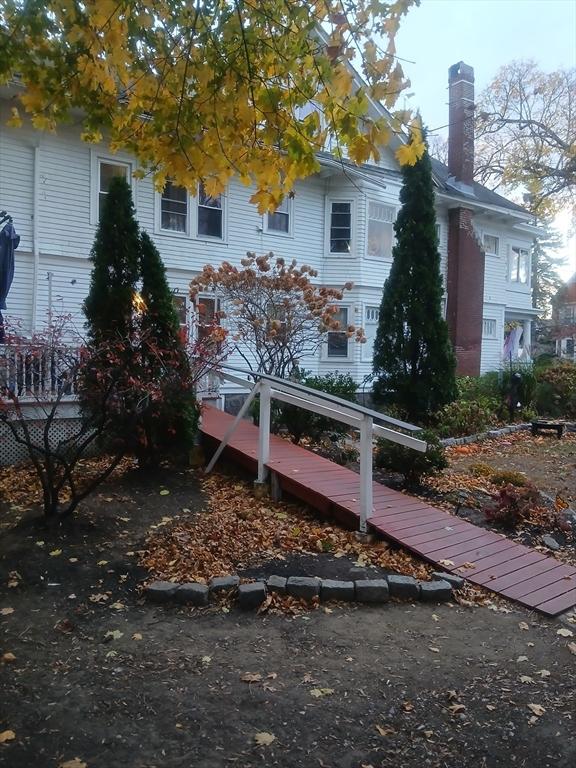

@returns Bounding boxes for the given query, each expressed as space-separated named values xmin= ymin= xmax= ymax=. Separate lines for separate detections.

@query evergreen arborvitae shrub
xmin=372 ymin=136 xmax=457 ymax=424
xmin=80 ymin=176 xmax=142 ymax=452
xmin=139 ymin=231 xmax=199 ymax=462
xmin=83 ymin=176 xmax=140 ymax=343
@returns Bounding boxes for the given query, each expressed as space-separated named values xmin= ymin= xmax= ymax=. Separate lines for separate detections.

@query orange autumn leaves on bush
xmin=190 ymin=253 xmax=365 ymax=377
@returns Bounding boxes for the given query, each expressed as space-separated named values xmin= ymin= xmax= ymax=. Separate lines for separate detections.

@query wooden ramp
xmin=201 ymin=406 xmax=576 ymax=617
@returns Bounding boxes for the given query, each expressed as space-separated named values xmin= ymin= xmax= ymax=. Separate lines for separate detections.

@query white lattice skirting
xmin=0 ymin=402 xmax=84 ymax=467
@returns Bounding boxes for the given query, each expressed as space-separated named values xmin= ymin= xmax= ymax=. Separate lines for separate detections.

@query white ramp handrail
xmin=203 ymin=365 xmax=427 ymax=534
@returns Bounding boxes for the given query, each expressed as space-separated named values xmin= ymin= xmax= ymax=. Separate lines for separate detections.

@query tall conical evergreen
xmin=139 ymin=231 xmax=198 ymax=461
xmin=372 ymin=136 xmax=457 ymax=424
xmin=84 ymin=177 xmax=140 ymax=341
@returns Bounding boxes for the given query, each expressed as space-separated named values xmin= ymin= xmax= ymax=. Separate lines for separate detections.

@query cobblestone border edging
xmin=144 ymin=571 xmax=464 ymax=610
xmin=440 ymin=421 xmax=576 ymax=448
xmin=440 ymin=423 xmax=531 ymax=447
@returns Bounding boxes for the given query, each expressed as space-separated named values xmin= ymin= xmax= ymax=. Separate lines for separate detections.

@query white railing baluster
xmin=257 ymin=380 xmax=271 ymax=484
xmin=359 ymin=414 xmax=373 ymax=535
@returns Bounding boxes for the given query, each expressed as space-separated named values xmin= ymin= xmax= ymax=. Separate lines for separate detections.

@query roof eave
xmin=436 ymin=190 xmax=534 ymax=223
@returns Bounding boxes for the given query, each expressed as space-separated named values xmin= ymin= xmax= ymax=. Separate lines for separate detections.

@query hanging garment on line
xmin=0 ymin=221 xmax=20 ymax=311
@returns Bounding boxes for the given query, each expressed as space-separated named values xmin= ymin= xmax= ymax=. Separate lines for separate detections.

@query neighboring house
xmin=552 ymin=273 xmax=576 ymax=361
xmin=0 ymin=62 xmax=538 ymax=405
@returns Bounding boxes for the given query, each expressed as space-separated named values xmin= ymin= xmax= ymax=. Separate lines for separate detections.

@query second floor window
xmin=329 ymin=202 xmax=352 ymax=253
xmin=267 ymin=197 xmax=291 ymax=234
xmin=98 ymin=160 xmax=130 ymax=220
xmin=161 ymin=182 xmax=188 ymax=232
xmin=509 ymin=246 xmax=530 ymax=284
xmin=483 ymin=234 xmax=499 ymax=256
xmin=198 ymin=185 xmax=223 ymax=239
xmin=367 ymin=202 xmax=395 ymax=258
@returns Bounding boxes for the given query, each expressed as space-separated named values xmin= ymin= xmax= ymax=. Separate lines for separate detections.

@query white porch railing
xmin=203 ymin=365 xmax=427 ymax=534
xmin=0 ymin=344 xmax=78 ymax=402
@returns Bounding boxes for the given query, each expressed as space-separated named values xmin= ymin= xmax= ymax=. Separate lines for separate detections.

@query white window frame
xmin=362 ymin=304 xmax=380 ymax=362
xmin=193 ymin=294 xmax=222 ymax=342
xmin=508 ymin=245 xmax=531 ymax=285
xmin=326 ymin=199 xmax=355 ymax=256
xmin=323 ymin=305 xmax=353 ymax=361
xmin=264 ymin=196 xmax=293 ymax=237
xmin=196 ymin=184 xmax=226 ymax=242
xmin=482 ymin=233 xmax=500 ymax=257
xmin=154 ymin=183 xmax=228 ymax=242
xmin=90 ymin=151 xmax=135 ymax=226
xmin=158 ymin=181 xmax=190 ymax=236
xmin=366 ymin=201 xmax=395 ymax=260
xmin=482 ymin=318 xmax=497 ymax=339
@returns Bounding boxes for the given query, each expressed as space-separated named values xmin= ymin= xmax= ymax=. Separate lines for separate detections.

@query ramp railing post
xmin=204 ymin=380 xmax=261 ymax=474
xmin=257 ymin=380 xmax=271 ymax=485
xmin=359 ymin=414 xmax=373 ymax=534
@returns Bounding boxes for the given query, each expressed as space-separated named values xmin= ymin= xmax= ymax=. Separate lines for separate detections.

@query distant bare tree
xmin=475 ymin=61 xmax=576 ymax=216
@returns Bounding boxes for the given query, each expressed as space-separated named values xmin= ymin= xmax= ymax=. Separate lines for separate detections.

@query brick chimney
xmin=448 ymin=62 xmax=475 ymax=184
xmin=445 ymin=62 xmax=485 ymax=376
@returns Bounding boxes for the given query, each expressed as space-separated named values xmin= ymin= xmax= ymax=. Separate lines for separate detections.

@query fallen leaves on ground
xmin=1 ymin=652 xmax=16 ymax=663
xmin=59 ymin=760 xmax=88 ymax=768
xmin=527 ymin=703 xmax=545 ymax=717
xmin=254 ymin=732 xmax=275 ymax=746
xmin=310 ymin=688 xmax=334 ymax=698
xmin=567 ymin=642 xmax=576 ymax=655
xmin=0 ymin=456 xmax=136 ymax=511
xmin=557 ymin=627 xmax=573 ymax=637
xmin=0 ymin=730 xmax=15 ymax=744
xmin=141 ymin=473 xmax=432 ymax=586
xmin=0 ymin=607 xmax=14 ymax=616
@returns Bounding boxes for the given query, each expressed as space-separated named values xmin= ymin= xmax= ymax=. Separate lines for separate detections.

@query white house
xmin=0 ymin=62 xmax=538 ymax=404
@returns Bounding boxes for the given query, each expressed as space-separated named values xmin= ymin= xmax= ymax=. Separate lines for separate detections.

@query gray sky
xmin=395 ymin=0 xmax=576 ymax=277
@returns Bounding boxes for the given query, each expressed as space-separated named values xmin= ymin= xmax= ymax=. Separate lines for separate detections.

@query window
xmin=161 ymin=182 xmax=188 ymax=232
xmin=329 ymin=202 xmax=352 ymax=253
xmin=365 ymin=306 xmax=380 ymax=324
xmin=195 ymin=296 xmax=221 ymax=342
xmin=98 ymin=160 xmax=130 ymax=220
xmin=362 ymin=305 xmax=380 ymax=361
xmin=197 ymin=184 xmax=223 ymax=239
xmin=483 ymin=318 xmax=497 ymax=338
xmin=267 ymin=197 xmax=291 ymax=234
xmin=173 ymin=295 xmax=189 ymax=341
xmin=509 ymin=246 xmax=530 ymax=283
xmin=483 ymin=234 xmax=499 ymax=256
xmin=367 ymin=202 xmax=394 ymax=259
xmin=327 ymin=307 xmax=349 ymax=358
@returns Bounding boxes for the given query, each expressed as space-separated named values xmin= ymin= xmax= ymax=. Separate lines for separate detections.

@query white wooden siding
xmin=0 ymin=99 xmax=535 ymax=382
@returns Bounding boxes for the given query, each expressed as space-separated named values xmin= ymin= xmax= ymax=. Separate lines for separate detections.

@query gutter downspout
xmin=31 ymin=143 xmax=40 ymax=331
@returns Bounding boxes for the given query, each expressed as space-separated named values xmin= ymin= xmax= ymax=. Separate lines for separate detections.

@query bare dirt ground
xmin=1 ymin=465 xmax=575 ymax=768
xmin=447 ymin=431 xmax=576 ymax=505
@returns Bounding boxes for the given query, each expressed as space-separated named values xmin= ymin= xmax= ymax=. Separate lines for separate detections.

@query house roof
xmin=429 ymin=158 xmax=530 ymax=215
xmin=317 ymin=151 xmax=533 ymax=219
